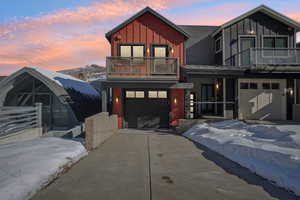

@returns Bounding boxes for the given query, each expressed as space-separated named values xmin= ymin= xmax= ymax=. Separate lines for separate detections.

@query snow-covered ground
xmin=0 ymin=137 xmax=88 ymax=200
xmin=183 ymin=120 xmax=300 ymax=196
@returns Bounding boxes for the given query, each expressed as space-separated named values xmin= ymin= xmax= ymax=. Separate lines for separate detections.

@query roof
xmin=178 ymin=25 xmax=219 ymax=45
xmin=212 ymin=5 xmax=300 ymax=37
xmin=0 ymin=67 xmax=100 ymax=98
xmin=105 ymin=7 xmax=190 ymax=42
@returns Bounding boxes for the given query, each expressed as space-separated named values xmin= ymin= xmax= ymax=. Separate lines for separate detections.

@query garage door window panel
xmin=250 ymin=83 xmax=258 ymax=89
xmin=240 ymin=83 xmax=249 ymax=89
xmin=262 ymin=83 xmax=271 ymax=90
xmin=135 ymin=91 xmax=145 ymax=98
xmin=149 ymin=91 xmax=158 ymax=98
xmin=271 ymin=83 xmax=280 ymax=90
xmin=158 ymin=91 xmax=167 ymax=98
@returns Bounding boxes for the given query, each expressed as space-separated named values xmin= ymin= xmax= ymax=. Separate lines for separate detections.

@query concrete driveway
xmin=32 ymin=129 xmax=298 ymax=200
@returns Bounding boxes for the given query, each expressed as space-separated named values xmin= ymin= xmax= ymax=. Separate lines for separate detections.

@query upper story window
xmin=263 ymin=36 xmax=288 ymax=48
xmin=215 ymin=37 xmax=222 ymax=53
xmin=119 ymin=44 xmax=145 ymax=57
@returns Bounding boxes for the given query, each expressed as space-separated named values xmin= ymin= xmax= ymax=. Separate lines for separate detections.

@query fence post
xmin=35 ymin=103 xmax=42 ymax=128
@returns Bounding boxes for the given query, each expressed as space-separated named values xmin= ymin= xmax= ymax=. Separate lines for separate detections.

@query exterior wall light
xmin=248 ymin=30 xmax=255 ymax=35
xmin=216 ymin=83 xmax=219 ymax=89
xmin=147 ymin=47 xmax=150 ymax=55
xmin=115 ymin=97 xmax=119 ymax=103
xmin=171 ymin=48 xmax=174 ymax=54
xmin=174 ymin=98 xmax=177 ymax=104
xmin=289 ymin=88 xmax=294 ymax=96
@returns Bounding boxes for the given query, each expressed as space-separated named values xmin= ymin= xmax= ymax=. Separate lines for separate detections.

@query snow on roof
xmin=30 ymin=67 xmax=100 ymax=98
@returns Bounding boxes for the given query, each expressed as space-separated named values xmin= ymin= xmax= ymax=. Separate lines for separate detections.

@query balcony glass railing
xmin=241 ymin=48 xmax=300 ymax=66
xmin=106 ymin=57 xmax=179 ymax=80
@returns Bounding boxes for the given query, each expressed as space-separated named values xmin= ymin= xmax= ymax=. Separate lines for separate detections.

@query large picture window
xmin=263 ymin=36 xmax=288 ymax=48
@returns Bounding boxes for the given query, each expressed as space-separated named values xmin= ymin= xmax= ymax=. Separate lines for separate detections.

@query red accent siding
xmin=112 ymin=88 xmax=123 ymax=128
xmin=111 ymin=12 xmax=185 ymax=65
xmin=170 ymin=89 xmax=185 ymax=127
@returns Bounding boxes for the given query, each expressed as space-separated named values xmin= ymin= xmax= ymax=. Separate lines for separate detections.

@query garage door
xmin=238 ymin=79 xmax=286 ymax=120
xmin=124 ymin=90 xmax=170 ymax=129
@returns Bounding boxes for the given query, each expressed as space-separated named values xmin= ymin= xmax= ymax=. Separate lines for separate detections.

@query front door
xmin=240 ymin=37 xmax=255 ymax=65
xmin=201 ymin=84 xmax=215 ymax=115
xmin=152 ymin=45 xmax=169 ymax=74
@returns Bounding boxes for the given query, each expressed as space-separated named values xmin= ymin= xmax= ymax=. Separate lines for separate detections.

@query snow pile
xmin=31 ymin=67 xmax=100 ymax=98
xmin=0 ymin=137 xmax=88 ymax=200
xmin=183 ymin=120 xmax=300 ymax=196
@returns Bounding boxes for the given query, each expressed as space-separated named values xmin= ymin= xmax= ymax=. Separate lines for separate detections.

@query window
xmin=148 ymin=91 xmax=158 ymax=98
xmin=158 ymin=91 xmax=167 ymax=98
xmin=135 ymin=91 xmax=145 ymax=98
xmin=263 ymin=37 xmax=288 ymax=48
xmin=126 ymin=91 xmax=135 ymax=98
xmin=271 ymin=83 xmax=280 ymax=90
xmin=262 ymin=83 xmax=271 ymax=90
xmin=240 ymin=83 xmax=249 ymax=89
xmin=148 ymin=91 xmax=168 ymax=98
xmin=215 ymin=37 xmax=222 ymax=53
xmin=119 ymin=45 xmax=144 ymax=57
xmin=126 ymin=91 xmax=145 ymax=98
xmin=249 ymin=83 xmax=258 ymax=89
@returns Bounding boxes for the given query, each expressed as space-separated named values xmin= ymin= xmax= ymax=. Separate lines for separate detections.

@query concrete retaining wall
xmin=85 ymin=112 xmax=118 ymax=151
xmin=0 ymin=128 xmax=42 ymax=145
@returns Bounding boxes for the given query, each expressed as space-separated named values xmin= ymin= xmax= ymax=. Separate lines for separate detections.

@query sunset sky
xmin=0 ymin=0 xmax=300 ymax=75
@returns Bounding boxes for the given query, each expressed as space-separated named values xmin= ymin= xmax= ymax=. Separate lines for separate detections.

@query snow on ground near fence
xmin=183 ymin=120 xmax=300 ymax=196
xmin=0 ymin=137 xmax=88 ymax=200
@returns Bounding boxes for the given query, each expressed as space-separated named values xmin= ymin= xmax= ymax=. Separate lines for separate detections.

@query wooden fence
xmin=0 ymin=103 xmax=42 ymax=138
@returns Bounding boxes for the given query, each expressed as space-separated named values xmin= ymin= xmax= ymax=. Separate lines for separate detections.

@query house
xmin=0 ymin=67 xmax=101 ymax=132
xmin=102 ymin=5 xmax=300 ymax=129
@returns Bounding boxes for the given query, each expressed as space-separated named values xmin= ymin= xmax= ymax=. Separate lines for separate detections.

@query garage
xmin=124 ymin=89 xmax=170 ymax=129
xmin=238 ymin=79 xmax=286 ymax=120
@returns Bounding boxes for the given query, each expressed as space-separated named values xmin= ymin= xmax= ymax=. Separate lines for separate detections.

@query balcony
xmin=241 ymin=48 xmax=300 ymax=66
xmin=106 ymin=57 xmax=179 ymax=81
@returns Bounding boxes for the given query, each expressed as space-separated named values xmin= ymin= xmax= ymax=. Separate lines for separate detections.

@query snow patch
xmin=183 ymin=120 xmax=300 ymax=196
xmin=30 ymin=67 xmax=100 ymax=98
xmin=0 ymin=137 xmax=88 ymax=200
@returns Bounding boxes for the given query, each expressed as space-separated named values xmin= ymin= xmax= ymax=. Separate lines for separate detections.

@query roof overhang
xmin=212 ymin=5 xmax=300 ymax=37
xmin=105 ymin=7 xmax=190 ymax=43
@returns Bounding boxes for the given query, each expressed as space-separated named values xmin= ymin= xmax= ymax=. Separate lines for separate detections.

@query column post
xmin=102 ymin=89 xmax=107 ymax=112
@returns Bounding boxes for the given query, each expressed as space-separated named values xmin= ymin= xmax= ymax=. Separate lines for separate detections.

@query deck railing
xmin=0 ymin=103 xmax=42 ymax=138
xmin=240 ymin=48 xmax=300 ymax=66
xmin=106 ymin=57 xmax=179 ymax=80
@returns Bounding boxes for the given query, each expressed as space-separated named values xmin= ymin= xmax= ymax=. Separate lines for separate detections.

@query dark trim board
xmin=102 ymin=81 xmax=193 ymax=89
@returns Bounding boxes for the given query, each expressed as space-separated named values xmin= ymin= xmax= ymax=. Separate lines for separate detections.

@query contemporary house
xmin=0 ymin=67 xmax=101 ymax=132
xmin=102 ymin=5 xmax=300 ymax=129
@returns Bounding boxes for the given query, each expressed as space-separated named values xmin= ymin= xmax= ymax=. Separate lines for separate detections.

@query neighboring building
xmin=297 ymin=42 xmax=300 ymax=48
xmin=58 ymin=64 xmax=106 ymax=82
xmin=102 ymin=5 xmax=300 ymax=129
xmin=0 ymin=67 xmax=101 ymax=132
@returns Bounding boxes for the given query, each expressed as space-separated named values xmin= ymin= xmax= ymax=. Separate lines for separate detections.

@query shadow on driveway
xmin=191 ymin=142 xmax=299 ymax=200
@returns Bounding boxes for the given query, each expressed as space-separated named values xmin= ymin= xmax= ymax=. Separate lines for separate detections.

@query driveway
xmin=32 ymin=129 xmax=298 ymax=200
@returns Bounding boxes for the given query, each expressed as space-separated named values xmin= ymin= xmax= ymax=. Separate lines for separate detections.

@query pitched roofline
xmin=212 ymin=4 xmax=300 ymax=37
xmin=105 ymin=6 xmax=190 ymax=43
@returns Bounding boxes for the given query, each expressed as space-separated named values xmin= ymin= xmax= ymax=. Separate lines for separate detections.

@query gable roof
xmin=212 ymin=5 xmax=300 ymax=37
xmin=105 ymin=7 xmax=190 ymax=42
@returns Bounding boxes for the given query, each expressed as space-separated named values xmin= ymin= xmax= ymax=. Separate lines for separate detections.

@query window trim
xmin=118 ymin=44 xmax=146 ymax=57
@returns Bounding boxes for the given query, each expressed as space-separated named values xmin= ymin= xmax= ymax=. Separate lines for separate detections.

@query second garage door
xmin=124 ymin=90 xmax=170 ymax=129
xmin=238 ymin=79 xmax=286 ymax=120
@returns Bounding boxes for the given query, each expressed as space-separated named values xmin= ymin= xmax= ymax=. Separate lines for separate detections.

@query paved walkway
xmin=32 ymin=129 xmax=298 ymax=200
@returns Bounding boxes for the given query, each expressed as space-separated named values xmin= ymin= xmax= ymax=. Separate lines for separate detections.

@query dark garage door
xmin=125 ymin=90 xmax=170 ymax=129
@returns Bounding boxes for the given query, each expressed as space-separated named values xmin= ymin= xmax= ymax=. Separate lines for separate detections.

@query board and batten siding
xmin=110 ymin=12 xmax=185 ymax=65
xmin=222 ymin=11 xmax=296 ymax=66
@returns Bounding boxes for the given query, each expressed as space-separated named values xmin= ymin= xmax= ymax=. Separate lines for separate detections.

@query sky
xmin=0 ymin=0 xmax=300 ymax=75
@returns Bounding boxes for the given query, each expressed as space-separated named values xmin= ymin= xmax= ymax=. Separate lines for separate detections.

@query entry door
xmin=240 ymin=37 xmax=255 ymax=65
xmin=152 ymin=45 xmax=169 ymax=74
xmin=201 ymin=84 xmax=215 ymax=114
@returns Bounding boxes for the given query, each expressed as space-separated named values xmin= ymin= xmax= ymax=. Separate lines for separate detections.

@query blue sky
xmin=0 ymin=0 xmax=299 ymax=75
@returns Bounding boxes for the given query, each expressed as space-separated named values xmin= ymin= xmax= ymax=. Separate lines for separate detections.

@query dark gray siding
xmin=222 ymin=11 xmax=296 ymax=66
xmin=179 ymin=25 xmax=219 ymax=65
